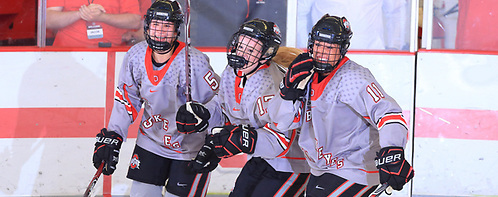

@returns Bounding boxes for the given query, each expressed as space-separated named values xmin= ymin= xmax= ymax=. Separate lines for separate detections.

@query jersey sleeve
xmin=252 ymin=67 xmax=302 ymax=158
xmin=107 ymin=51 xmax=143 ymax=140
xmin=189 ymin=48 xmax=221 ymax=104
xmin=268 ymin=96 xmax=304 ymax=132
xmin=204 ymin=95 xmax=228 ymax=133
xmin=252 ymin=123 xmax=298 ymax=158
xmin=341 ymin=73 xmax=408 ymax=148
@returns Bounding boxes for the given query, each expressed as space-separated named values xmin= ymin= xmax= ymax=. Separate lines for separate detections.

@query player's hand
xmin=93 ymin=128 xmax=123 ymax=175
xmin=176 ymin=102 xmax=210 ymax=134
xmin=375 ymin=146 xmax=414 ymax=191
xmin=280 ymin=53 xmax=314 ymax=101
xmin=210 ymin=124 xmax=257 ymax=158
xmin=189 ymin=137 xmax=221 ymax=173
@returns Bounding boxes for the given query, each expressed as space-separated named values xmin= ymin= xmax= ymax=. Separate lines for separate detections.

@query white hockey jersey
xmin=108 ymin=41 xmax=220 ymax=161
xmin=206 ymin=62 xmax=310 ymax=173
xmin=269 ymin=57 xmax=408 ymax=185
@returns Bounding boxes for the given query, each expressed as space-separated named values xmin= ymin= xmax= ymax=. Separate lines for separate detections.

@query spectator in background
xmin=46 ymin=0 xmax=141 ymax=47
xmin=297 ymin=0 xmax=410 ymax=50
xmin=121 ymin=0 xmax=153 ymax=46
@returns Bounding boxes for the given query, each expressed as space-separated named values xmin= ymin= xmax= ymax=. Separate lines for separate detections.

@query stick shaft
xmin=184 ymin=0 xmax=192 ymax=102
xmin=83 ymin=161 xmax=104 ymax=197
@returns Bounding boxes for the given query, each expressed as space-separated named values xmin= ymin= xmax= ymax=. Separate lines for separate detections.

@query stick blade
xmin=368 ymin=183 xmax=392 ymax=197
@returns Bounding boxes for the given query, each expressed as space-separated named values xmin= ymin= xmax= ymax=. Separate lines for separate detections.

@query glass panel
xmin=0 ymin=0 xmax=38 ymax=46
xmin=188 ymin=0 xmax=288 ymax=47
xmin=45 ymin=0 xmax=144 ymax=47
xmin=431 ymin=0 xmax=458 ymax=49
xmin=296 ymin=0 xmax=412 ymax=50
xmin=433 ymin=0 xmax=498 ymax=51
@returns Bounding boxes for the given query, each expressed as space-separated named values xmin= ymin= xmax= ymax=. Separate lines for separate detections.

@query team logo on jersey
xmin=130 ymin=154 xmax=140 ymax=169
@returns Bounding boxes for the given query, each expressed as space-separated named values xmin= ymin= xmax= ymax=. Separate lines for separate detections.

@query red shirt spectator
xmin=47 ymin=0 xmax=141 ymax=47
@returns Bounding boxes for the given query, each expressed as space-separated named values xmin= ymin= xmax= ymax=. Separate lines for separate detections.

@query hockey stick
xmin=184 ymin=0 xmax=192 ymax=102
xmin=368 ymin=183 xmax=393 ymax=197
xmin=83 ymin=161 xmax=105 ymax=197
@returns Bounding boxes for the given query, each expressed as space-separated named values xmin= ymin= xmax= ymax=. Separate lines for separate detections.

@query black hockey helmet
xmin=144 ymin=0 xmax=184 ymax=52
xmin=227 ymin=18 xmax=282 ymax=74
xmin=308 ymin=14 xmax=352 ymax=73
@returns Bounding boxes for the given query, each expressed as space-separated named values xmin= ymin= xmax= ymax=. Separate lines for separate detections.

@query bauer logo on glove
xmin=375 ymin=146 xmax=414 ymax=191
xmin=210 ymin=124 xmax=257 ymax=158
xmin=93 ymin=128 xmax=123 ymax=175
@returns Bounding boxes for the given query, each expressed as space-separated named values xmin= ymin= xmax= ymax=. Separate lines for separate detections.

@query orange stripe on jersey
xmin=377 ymin=113 xmax=407 ymax=130
xmin=263 ymin=123 xmax=292 ymax=157
xmin=234 ymin=63 xmax=270 ymax=104
xmin=235 ymin=70 xmax=244 ymax=104
xmin=121 ymin=84 xmax=139 ymax=121
xmin=145 ymin=41 xmax=186 ymax=86
xmin=359 ymin=168 xmax=380 ymax=174
xmin=276 ymin=129 xmax=296 ymax=158
xmin=310 ymin=57 xmax=349 ymax=101
xmin=279 ymin=156 xmax=306 ymax=160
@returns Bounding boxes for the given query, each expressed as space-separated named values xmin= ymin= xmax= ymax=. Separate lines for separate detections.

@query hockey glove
xmin=93 ymin=128 xmax=123 ymax=175
xmin=375 ymin=146 xmax=415 ymax=191
xmin=189 ymin=137 xmax=221 ymax=173
xmin=210 ymin=124 xmax=257 ymax=158
xmin=176 ymin=102 xmax=211 ymax=134
xmin=280 ymin=53 xmax=314 ymax=101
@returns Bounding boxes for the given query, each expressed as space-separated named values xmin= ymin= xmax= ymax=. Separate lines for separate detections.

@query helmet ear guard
xmin=226 ymin=18 xmax=282 ymax=72
xmin=144 ymin=0 xmax=184 ymax=52
xmin=308 ymin=14 xmax=353 ymax=73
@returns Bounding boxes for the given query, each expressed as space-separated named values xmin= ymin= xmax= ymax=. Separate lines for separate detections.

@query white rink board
xmin=413 ymin=51 xmax=498 ymax=196
xmin=416 ymin=52 xmax=498 ymax=110
xmin=0 ymin=51 xmax=417 ymax=196
xmin=413 ymin=138 xmax=498 ymax=196
xmin=0 ymin=52 xmax=107 ymax=108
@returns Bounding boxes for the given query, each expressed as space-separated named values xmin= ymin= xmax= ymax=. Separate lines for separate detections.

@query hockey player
xmin=91 ymin=1 xmax=220 ymax=196
xmin=269 ymin=14 xmax=414 ymax=196
xmin=176 ymin=19 xmax=310 ymax=196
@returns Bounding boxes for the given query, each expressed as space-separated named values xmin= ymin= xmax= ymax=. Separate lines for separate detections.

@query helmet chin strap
xmin=233 ymin=61 xmax=262 ymax=87
xmin=153 ymin=43 xmax=173 ymax=54
xmin=153 ymin=40 xmax=179 ymax=54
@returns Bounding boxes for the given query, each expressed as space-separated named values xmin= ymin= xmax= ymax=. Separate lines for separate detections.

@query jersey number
xmin=366 ymin=83 xmax=385 ymax=103
xmin=204 ymin=71 xmax=219 ymax=91
xmin=256 ymin=95 xmax=274 ymax=116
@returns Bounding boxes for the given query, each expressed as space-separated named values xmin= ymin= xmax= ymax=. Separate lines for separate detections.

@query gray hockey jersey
xmin=108 ymin=41 xmax=220 ymax=161
xmin=206 ymin=62 xmax=310 ymax=173
xmin=269 ymin=57 xmax=408 ymax=185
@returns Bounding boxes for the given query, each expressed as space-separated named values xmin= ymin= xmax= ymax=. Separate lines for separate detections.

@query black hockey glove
xmin=280 ymin=53 xmax=314 ymax=101
xmin=189 ymin=137 xmax=221 ymax=173
xmin=375 ymin=146 xmax=414 ymax=191
xmin=210 ymin=124 xmax=257 ymax=158
xmin=176 ymin=102 xmax=211 ymax=134
xmin=93 ymin=128 xmax=123 ymax=175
